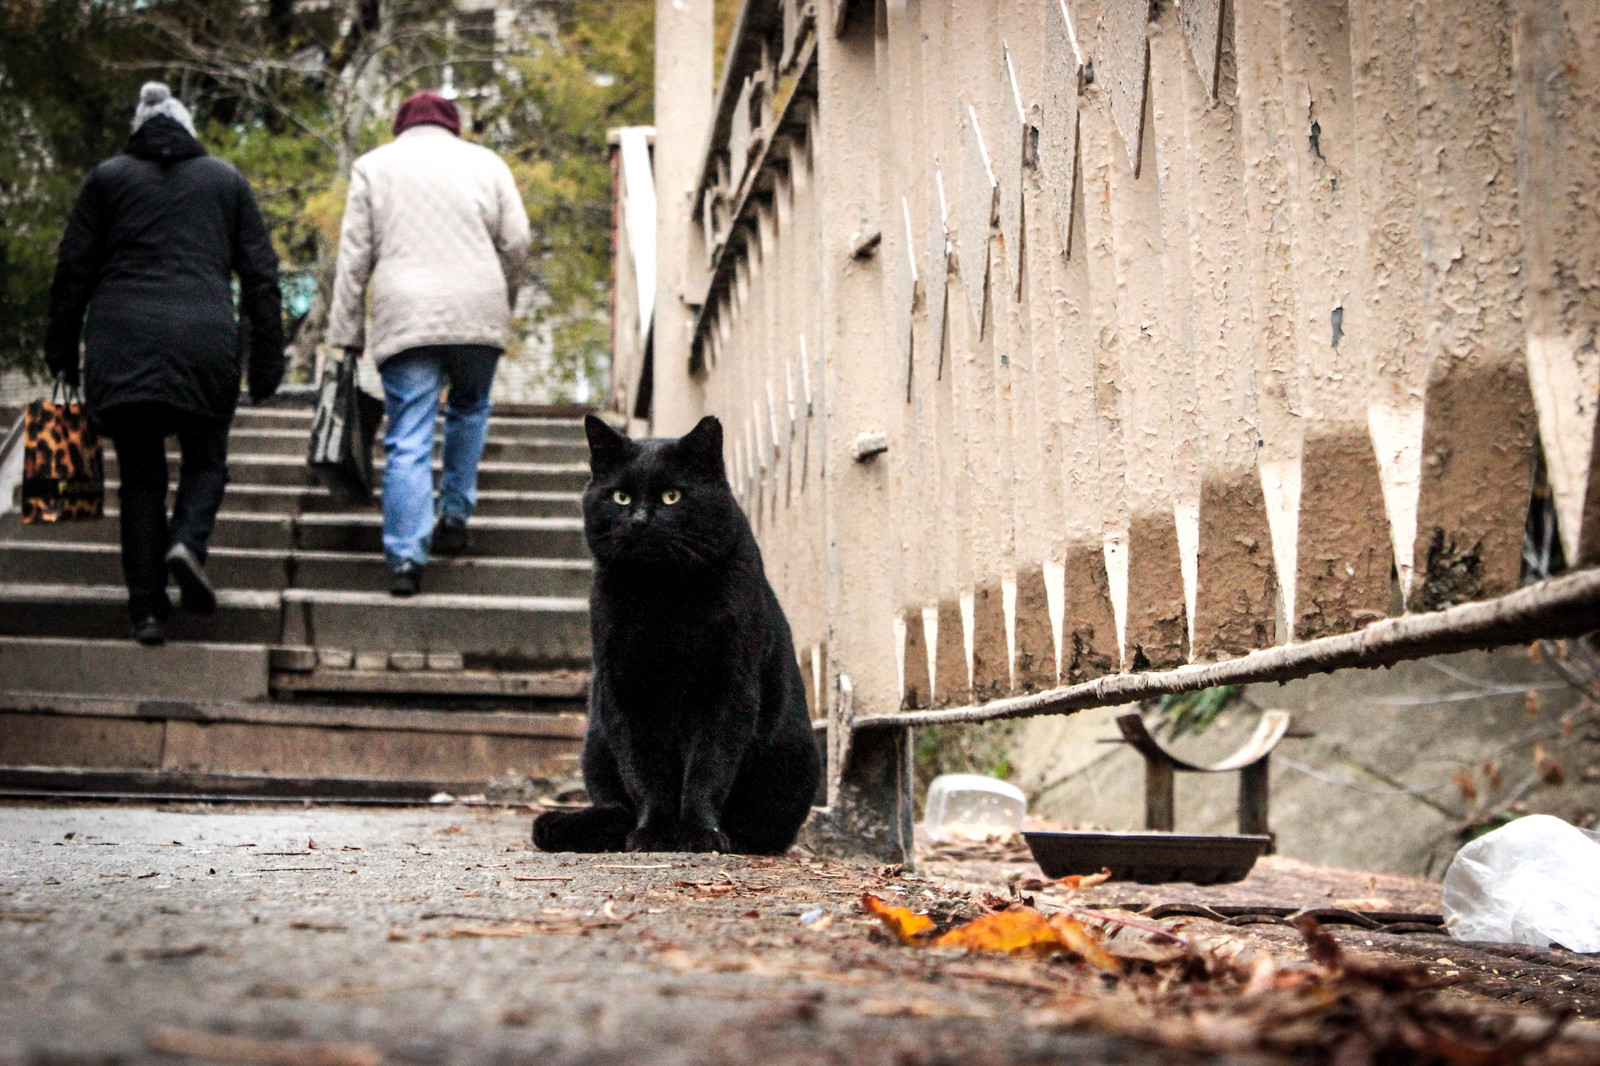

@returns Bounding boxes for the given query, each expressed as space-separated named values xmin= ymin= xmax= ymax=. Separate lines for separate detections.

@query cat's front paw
xmin=626 ymin=826 xmax=677 ymax=852
xmin=679 ymin=826 xmax=732 ymax=854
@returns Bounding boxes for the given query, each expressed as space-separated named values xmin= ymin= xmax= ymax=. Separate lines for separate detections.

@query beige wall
xmin=626 ymin=0 xmax=1600 ymax=727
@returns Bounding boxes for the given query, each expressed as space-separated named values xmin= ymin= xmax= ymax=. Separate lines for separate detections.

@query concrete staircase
xmin=0 ymin=399 xmax=594 ymax=801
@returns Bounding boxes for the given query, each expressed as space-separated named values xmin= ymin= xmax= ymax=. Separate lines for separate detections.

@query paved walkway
xmin=1 ymin=804 xmax=1593 ymax=1065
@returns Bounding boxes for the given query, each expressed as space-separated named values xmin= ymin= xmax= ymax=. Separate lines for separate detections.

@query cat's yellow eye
xmin=612 ymin=491 xmax=631 ymax=506
xmin=661 ymin=489 xmax=683 ymax=505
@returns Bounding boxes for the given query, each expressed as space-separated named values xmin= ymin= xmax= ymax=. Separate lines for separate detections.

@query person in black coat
xmin=45 ymin=82 xmax=285 ymax=645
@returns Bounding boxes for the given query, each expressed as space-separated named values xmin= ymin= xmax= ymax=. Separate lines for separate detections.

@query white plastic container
xmin=924 ymin=773 xmax=1027 ymax=842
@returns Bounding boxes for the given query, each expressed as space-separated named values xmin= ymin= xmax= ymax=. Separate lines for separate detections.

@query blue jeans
xmin=378 ymin=344 xmax=500 ymax=568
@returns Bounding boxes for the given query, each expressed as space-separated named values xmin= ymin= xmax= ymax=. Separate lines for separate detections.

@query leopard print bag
xmin=21 ymin=385 xmax=105 ymax=523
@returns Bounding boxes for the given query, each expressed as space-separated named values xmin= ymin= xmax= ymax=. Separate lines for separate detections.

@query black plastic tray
xmin=1023 ymin=830 xmax=1271 ymax=885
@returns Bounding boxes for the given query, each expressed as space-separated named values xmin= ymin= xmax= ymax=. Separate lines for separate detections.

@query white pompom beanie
xmin=131 ymin=82 xmax=196 ymax=137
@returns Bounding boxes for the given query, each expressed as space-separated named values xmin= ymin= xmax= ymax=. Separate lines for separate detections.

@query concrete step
xmin=0 ymin=511 xmax=292 ymax=549
xmin=280 ymin=589 xmax=590 ymax=668
xmin=0 ymin=692 xmax=585 ymax=799
xmin=0 ymin=541 xmax=289 ymax=589
xmin=102 ymin=453 xmax=591 ymax=492
xmin=229 ymin=406 xmax=315 ymax=430
xmin=0 ymin=511 xmax=588 ymax=558
xmin=0 ymin=583 xmax=283 ymax=644
xmin=294 ymin=513 xmax=587 ymax=557
xmin=223 ymin=428 xmax=589 ymax=464
xmin=97 ymin=483 xmax=581 ymax=518
xmin=0 ymin=636 xmax=270 ymax=701
xmin=480 ymin=417 xmax=587 ymax=442
xmin=230 ymin=409 xmax=588 ymax=442
xmin=0 ymin=541 xmax=593 ymax=596
xmin=292 ymin=551 xmax=591 ymax=596
xmin=271 ymin=663 xmax=589 ymax=701
xmin=0 ymin=583 xmax=590 ymax=665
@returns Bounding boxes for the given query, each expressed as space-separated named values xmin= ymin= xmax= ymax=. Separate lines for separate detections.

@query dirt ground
xmin=2 ymin=803 xmax=1597 ymax=1066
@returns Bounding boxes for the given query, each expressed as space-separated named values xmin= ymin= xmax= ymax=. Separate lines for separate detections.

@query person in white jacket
xmin=327 ymin=91 xmax=531 ymax=596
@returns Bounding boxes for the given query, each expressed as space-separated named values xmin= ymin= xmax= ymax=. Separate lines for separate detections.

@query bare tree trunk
xmin=289 ymin=1 xmax=391 ymax=383
xmin=285 ymin=233 xmax=337 ymax=383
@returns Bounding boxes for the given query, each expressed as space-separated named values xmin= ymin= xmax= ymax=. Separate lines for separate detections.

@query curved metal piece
xmin=1115 ymin=709 xmax=1293 ymax=774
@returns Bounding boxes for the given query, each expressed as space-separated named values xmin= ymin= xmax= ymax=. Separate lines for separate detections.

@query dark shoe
xmin=432 ymin=514 xmax=471 ymax=556
xmin=132 ymin=615 xmax=167 ymax=646
xmin=166 ymin=543 xmax=217 ymax=615
xmin=390 ymin=561 xmax=422 ymax=597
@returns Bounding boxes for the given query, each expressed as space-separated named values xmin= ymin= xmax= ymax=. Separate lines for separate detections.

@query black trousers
xmin=98 ymin=403 xmax=230 ymax=620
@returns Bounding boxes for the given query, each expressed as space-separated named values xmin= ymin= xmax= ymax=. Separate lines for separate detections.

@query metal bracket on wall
xmin=800 ymin=673 xmax=916 ymax=866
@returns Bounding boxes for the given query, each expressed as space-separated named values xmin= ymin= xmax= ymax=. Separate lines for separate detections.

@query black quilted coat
xmin=45 ymin=115 xmax=285 ymax=420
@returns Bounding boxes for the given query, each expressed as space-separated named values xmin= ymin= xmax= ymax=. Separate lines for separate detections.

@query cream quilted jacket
xmin=326 ymin=125 xmax=531 ymax=365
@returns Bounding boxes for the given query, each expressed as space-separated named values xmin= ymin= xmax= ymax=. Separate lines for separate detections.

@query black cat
xmin=532 ymin=415 xmax=822 ymax=854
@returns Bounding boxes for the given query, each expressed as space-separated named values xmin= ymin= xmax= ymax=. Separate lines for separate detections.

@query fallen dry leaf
xmin=1054 ymin=868 xmax=1113 ymax=893
xmin=449 ymin=924 xmax=532 ymax=938
xmin=933 ymin=908 xmax=1063 ymax=956
xmin=1071 ymin=909 xmax=1192 ymax=966
xmin=1047 ymin=914 xmax=1121 ymax=972
xmin=863 ymin=894 xmax=1124 ymax=970
xmin=138 ymin=943 xmax=208 ymax=960
xmin=860 ymin=893 xmax=934 ymax=943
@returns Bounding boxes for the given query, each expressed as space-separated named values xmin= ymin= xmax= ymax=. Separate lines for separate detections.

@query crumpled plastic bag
xmin=1441 ymin=814 xmax=1600 ymax=952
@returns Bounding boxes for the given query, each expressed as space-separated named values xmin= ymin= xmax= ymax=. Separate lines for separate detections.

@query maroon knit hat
xmin=393 ymin=92 xmax=461 ymax=136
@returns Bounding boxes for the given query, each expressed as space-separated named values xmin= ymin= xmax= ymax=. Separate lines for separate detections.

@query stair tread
xmin=0 ymin=580 xmax=588 ymax=610
xmin=279 ymin=587 xmax=588 ymax=610
xmin=2 ymin=685 xmax=587 ymax=736
xmin=0 ymin=539 xmax=593 ymax=568
xmin=271 ymin=667 xmax=589 ymax=700
xmin=0 ymin=582 xmax=282 ymax=608
xmin=294 ymin=512 xmax=584 ymax=529
xmin=128 ymin=453 xmax=589 ymax=472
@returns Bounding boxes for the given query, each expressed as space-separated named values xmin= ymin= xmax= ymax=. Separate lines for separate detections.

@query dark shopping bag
xmin=307 ymin=352 xmax=385 ymax=503
xmin=21 ymin=381 xmax=104 ymax=523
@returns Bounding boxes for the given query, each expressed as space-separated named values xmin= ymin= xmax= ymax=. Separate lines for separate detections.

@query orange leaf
xmin=933 ymin=907 xmax=1062 ymax=955
xmin=1048 ymin=914 xmax=1122 ymax=972
xmin=1055 ymin=868 xmax=1112 ymax=892
xmin=860 ymin=893 xmax=934 ymax=943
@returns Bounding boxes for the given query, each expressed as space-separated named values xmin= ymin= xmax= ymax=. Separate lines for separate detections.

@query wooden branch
xmin=855 ymin=568 xmax=1600 ymax=731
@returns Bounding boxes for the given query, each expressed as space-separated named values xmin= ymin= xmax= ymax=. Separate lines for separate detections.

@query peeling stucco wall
xmin=640 ymin=0 xmax=1600 ymax=739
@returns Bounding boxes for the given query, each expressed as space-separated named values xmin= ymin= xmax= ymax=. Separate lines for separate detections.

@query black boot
xmin=131 ymin=615 xmax=167 ymax=646
xmin=432 ymin=513 xmax=471 ymax=556
xmin=390 ymin=560 xmax=423 ymax=597
xmin=166 ymin=542 xmax=217 ymax=614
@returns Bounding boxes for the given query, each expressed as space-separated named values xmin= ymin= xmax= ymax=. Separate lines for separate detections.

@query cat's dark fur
xmin=531 ymin=415 xmax=821 ymax=854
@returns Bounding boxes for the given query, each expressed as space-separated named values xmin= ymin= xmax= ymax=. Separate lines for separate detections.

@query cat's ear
xmin=585 ymin=414 xmax=631 ymax=475
xmin=677 ymin=415 xmax=726 ymax=478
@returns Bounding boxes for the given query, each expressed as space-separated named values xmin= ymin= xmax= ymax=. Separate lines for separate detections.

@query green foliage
xmin=0 ymin=1 xmax=152 ymax=375
xmin=206 ymin=120 xmax=339 ymax=276
xmin=1151 ymin=684 xmax=1243 ymax=741
xmin=481 ymin=0 xmax=654 ymax=399
xmin=913 ymin=723 xmax=1021 ymax=813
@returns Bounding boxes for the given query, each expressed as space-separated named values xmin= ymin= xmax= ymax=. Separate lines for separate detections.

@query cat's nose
xmin=629 ymin=508 xmax=649 ymax=527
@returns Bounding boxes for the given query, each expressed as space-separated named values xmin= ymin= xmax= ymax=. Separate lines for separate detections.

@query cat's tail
xmin=531 ymin=804 xmax=633 ymax=853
